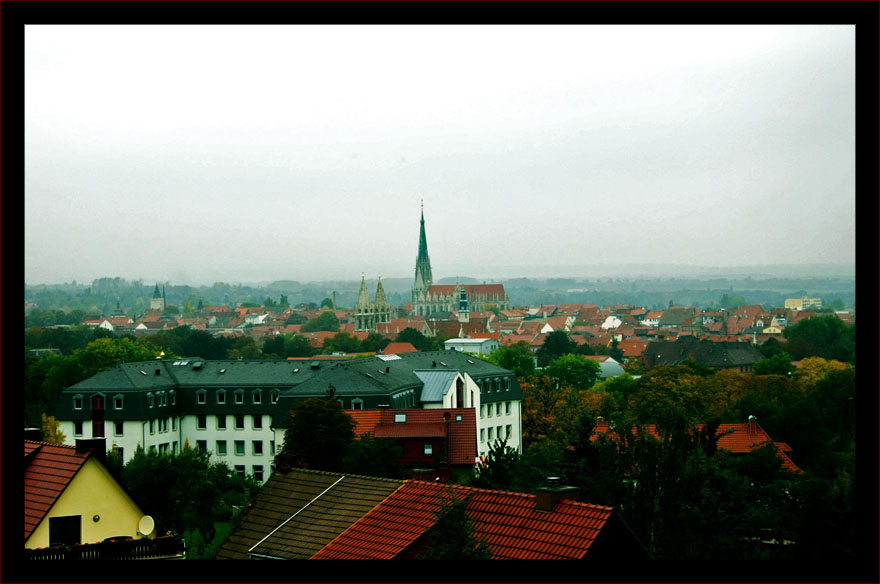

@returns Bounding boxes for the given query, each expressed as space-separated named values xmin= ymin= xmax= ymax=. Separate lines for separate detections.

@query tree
xmin=485 ymin=344 xmax=535 ymax=379
xmin=283 ymin=387 xmax=356 ymax=472
xmin=753 ymin=352 xmax=796 ymax=376
xmin=757 ymin=336 xmax=786 ymax=359
xmin=420 ymin=491 xmax=492 ymax=560
xmin=783 ymin=315 xmax=854 ymax=363
xmin=395 ymin=327 xmax=432 ymax=352
xmin=795 ymin=356 xmax=852 ymax=385
xmin=40 ymin=413 xmax=66 ymax=444
xmin=322 ymin=332 xmax=361 ymax=355
xmin=341 ymin=435 xmax=401 ymax=479
xmin=542 ymin=353 xmax=601 ymax=391
xmin=470 ymin=436 xmax=519 ymax=491
xmin=360 ymin=333 xmax=391 ymax=353
xmin=319 ymin=297 xmax=334 ymax=309
xmin=300 ymin=311 xmax=340 ymax=333
xmin=227 ymin=336 xmax=261 ymax=359
xmin=262 ymin=333 xmax=315 ymax=359
xmin=536 ymin=330 xmax=577 ymax=367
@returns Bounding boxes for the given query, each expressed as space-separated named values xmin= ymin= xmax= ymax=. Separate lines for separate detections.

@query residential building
xmin=54 ymin=350 xmax=522 ymax=482
xmin=25 ymin=438 xmax=177 ymax=553
xmin=785 ymin=297 xmax=823 ymax=311
xmin=641 ymin=336 xmax=765 ymax=372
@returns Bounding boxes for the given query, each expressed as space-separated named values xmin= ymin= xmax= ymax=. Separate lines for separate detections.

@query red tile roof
xmin=381 ymin=342 xmax=418 ymax=354
xmin=312 ymin=481 xmax=615 ymax=560
xmin=24 ymin=441 xmax=91 ymax=541
xmin=593 ymin=421 xmax=801 ymax=472
xmin=346 ymin=409 xmax=477 ymax=465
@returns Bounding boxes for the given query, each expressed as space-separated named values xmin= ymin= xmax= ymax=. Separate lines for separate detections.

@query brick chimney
xmin=748 ymin=415 xmax=757 ymax=435
xmin=535 ymin=477 xmax=580 ymax=512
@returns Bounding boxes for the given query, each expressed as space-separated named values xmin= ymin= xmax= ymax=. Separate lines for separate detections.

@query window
xmin=253 ymin=465 xmax=264 ymax=482
xmin=253 ymin=415 xmax=262 ymax=430
xmin=159 ymin=418 xmax=168 ymax=433
xmin=172 ymin=441 xmax=178 ymax=454
xmin=169 ymin=390 xmax=176 ymax=405
xmin=351 ymin=399 xmax=363 ymax=410
xmin=234 ymin=465 xmax=245 ymax=476
xmin=147 ymin=393 xmax=155 ymax=408
xmin=271 ymin=390 xmax=280 ymax=404
xmin=235 ymin=415 xmax=245 ymax=430
xmin=49 ymin=515 xmax=81 ymax=546
xmin=505 ymin=401 xmax=511 ymax=415
xmin=172 ymin=417 xmax=177 ymax=431
xmin=252 ymin=440 xmax=263 ymax=456
xmin=480 ymin=405 xmax=485 ymax=419
xmin=496 ymin=403 xmax=501 ymax=416
xmin=74 ymin=421 xmax=83 ymax=436
xmin=506 ymin=425 xmax=512 ymax=439
xmin=159 ymin=443 xmax=169 ymax=454
xmin=113 ymin=395 xmax=124 ymax=410
xmin=158 ymin=391 xmax=167 ymax=407
xmin=235 ymin=440 xmax=245 ymax=456
xmin=488 ymin=427 xmax=494 ymax=441
xmin=115 ymin=447 xmax=124 ymax=459
xmin=149 ymin=419 xmax=155 ymax=434
xmin=197 ymin=414 xmax=207 ymax=430
xmin=197 ymin=390 xmax=206 ymax=405
xmin=196 ymin=440 xmax=207 ymax=451
xmin=480 ymin=428 xmax=485 ymax=442
xmin=234 ymin=390 xmax=244 ymax=404
xmin=424 ymin=444 xmax=433 ymax=456
xmin=216 ymin=440 xmax=227 ymax=456
xmin=73 ymin=395 xmax=83 ymax=410
xmin=92 ymin=395 xmax=104 ymax=411
xmin=497 ymin=426 xmax=502 ymax=440
xmin=488 ymin=404 xmax=493 ymax=418
xmin=114 ymin=421 xmax=124 ymax=436
xmin=217 ymin=390 xmax=226 ymax=404
xmin=217 ymin=415 xmax=226 ymax=430
xmin=394 ymin=413 xmax=406 ymax=423
xmin=252 ymin=390 xmax=262 ymax=404
xmin=270 ymin=440 xmax=275 ymax=455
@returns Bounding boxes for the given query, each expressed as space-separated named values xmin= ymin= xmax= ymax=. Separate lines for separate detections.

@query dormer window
xmin=92 ymin=395 xmax=104 ymax=411
xmin=234 ymin=390 xmax=244 ymax=405
xmin=270 ymin=390 xmax=280 ymax=405
xmin=217 ymin=389 xmax=226 ymax=405
xmin=113 ymin=394 xmax=124 ymax=410
xmin=252 ymin=390 xmax=262 ymax=405
xmin=196 ymin=389 xmax=206 ymax=405
xmin=169 ymin=390 xmax=176 ymax=405
xmin=147 ymin=393 xmax=155 ymax=408
xmin=73 ymin=395 xmax=83 ymax=410
xmin=394 ymin=413 xmax=407 ymax=423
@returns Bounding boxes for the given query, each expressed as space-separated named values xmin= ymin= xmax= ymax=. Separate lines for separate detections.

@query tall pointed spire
xmin=356 ymin=274 xmax=371 ymax=311
xmin=375 ymin=276 xmax=389 ymax=308
xmin=414 ymin=201 xmax=433 ymax=291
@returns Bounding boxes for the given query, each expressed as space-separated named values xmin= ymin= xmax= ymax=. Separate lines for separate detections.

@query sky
xmin=24 ymin=24 xmax=856 ymax=285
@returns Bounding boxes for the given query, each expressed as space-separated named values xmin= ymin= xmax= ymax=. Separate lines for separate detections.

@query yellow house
xmin=24 ymin=440 xmax=145 ymax=549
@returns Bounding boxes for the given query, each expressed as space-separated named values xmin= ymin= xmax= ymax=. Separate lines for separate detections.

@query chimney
xmin=748 ymin=415 xmax=757 ymax=435
xmin=24 ymin=427 xmax=42 ymax=441
xmin=535 ymin=477 xmax=580 ymax=512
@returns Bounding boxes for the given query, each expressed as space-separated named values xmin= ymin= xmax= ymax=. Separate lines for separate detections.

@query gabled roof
xmin=414 ymin=370 xmax=460 ymax=403
xmin=381 ymin=342 xmax=418 ymax=354
xmin=215 ymin=469 xmax=403 ymax=560
xmin=24 ymin=441 xmax=91 ymax=541
xmin=312 ymin=480 xmax=617 ymax=560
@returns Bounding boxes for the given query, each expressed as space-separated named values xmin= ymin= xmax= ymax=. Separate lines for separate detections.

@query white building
xmin=444 ymin=337 xmax=500 ymax=355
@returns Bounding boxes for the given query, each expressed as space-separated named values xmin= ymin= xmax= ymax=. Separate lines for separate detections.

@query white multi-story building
xmin=55 ymin=352 xmax=523 ymax=484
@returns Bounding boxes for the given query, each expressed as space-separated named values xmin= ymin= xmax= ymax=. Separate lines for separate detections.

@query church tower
xmin=150 ymin=283 xmax=165 ymax=313
xmin=412 ymin=202 xmax=433 ymax=316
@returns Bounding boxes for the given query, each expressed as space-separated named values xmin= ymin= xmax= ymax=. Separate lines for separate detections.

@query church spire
xmin=356 ymin=273 xmax=371 ymax=310
xmin=414 ymin=202 xmax=433 ymax=291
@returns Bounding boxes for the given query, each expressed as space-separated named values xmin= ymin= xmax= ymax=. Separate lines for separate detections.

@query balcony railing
xmin=25 ymin=535 xmax=185 ymax=560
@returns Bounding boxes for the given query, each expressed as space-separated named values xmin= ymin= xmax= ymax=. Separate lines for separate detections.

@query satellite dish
xmin=138 ymin=515 xmax=155 ymax=537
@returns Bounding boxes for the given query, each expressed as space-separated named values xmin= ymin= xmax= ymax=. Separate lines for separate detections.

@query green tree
xmin=470 ymin=436 xmax=519 ymax=491
xmin=320 ymin=297 xmax=334 ymax=309
xmin=536 ymin=330 xmax=577 ymax=367
xmin=783 ymin=314 xmax=854 ymax=363
xmin=322 ymin=332 xmax=362 ymax=355
xmin=283 ymin=387 xmax=356 ymax=472
xmin=360 ymin=333 xmax=391 ymax=353
xmin=300 ymin=311 xmax=340 ymax=333
xmin=227 ymin=336 xmax=261 ymax=359
xmin=485 ymin=343 xmax=535 ymax=379
xmin=753 ymin=352 xmax=796 ymax=376
xmin=542 ymin=353 xmax=601 ymax=391
xmin=341 ymin=434 xmax=401 ymax=479
xmin=262 ymin=333 xmax=315 ymax=359
xmin=395 ymin=327 xmax=432 ymax=352
xmin=420 ymin=491 xmax=492 ymax=560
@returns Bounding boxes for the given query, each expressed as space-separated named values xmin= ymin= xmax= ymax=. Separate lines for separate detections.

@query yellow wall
xmin=25 ymin=458 xmax=144 ymax=549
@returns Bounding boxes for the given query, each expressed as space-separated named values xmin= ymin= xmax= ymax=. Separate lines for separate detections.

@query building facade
xmin=54 ymin=351 xmax=522 ymax=483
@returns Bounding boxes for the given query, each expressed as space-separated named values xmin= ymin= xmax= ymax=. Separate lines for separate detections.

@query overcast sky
xmin=24 ymin=24 xmax=855 ymax=285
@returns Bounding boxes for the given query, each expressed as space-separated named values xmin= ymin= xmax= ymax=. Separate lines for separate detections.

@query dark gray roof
xmin=643 ymin=338 xmax=764 ymax=369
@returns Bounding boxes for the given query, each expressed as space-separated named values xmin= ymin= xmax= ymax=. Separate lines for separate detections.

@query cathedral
xmin=410 ymin=205 xmax=511 ymax=318
xmin=353 ymin=205 xmax=511 ymax=332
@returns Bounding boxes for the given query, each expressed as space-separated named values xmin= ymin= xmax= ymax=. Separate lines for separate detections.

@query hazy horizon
xmin=25 ymin=25 xmax=856 ymax=286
